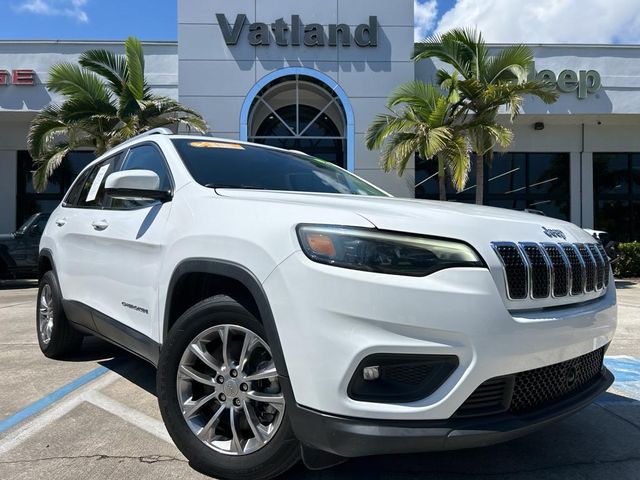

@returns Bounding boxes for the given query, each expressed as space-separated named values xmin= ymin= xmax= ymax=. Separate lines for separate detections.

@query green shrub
xmin=614 ymin=242 xmax=640 ymax=278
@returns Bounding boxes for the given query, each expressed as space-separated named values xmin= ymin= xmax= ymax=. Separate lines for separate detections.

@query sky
xmin=0 ymin=0 xmax=639 ymax=44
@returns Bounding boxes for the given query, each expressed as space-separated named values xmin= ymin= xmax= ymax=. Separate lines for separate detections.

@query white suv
xmin=37 ymin=129 xmax=617 ymax=480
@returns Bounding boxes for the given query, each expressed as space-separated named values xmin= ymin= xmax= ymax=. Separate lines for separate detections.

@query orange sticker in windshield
xmin=189 ymin=141 xmax=245 ymax=150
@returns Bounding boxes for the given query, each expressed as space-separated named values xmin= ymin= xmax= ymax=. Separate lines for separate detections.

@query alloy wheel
xmin=38 ymin=284 xmax=54 ymax=345
xmin=177 ymin=324 xmax=285 ymax=456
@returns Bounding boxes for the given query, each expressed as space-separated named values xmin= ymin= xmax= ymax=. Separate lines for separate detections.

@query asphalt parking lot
xmin=0 ymin=280 xmax=639 ymax=480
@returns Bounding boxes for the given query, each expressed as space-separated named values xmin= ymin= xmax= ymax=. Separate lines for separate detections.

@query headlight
xmin=296 ymin=225 xmax=485 ymax=277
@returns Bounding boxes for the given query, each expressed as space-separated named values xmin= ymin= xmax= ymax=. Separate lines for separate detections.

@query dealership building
xmin=1 ymin=0 xmax=640 ymax=240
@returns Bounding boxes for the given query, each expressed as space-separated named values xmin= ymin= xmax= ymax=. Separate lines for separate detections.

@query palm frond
xmin=484 ymin=44 xmax=534 ymax=84
xmin=125 ymin=36 xmax=146 ymax=101
xmin=47 ymin=62 xmax=112 ymax=106
xmin=79 ymin=49 xmax=128 ymax=96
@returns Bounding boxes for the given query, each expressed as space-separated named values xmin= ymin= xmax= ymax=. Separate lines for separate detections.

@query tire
xmin=157 ymin=295 xmax=300 ymax=480
xmin=36 ymin=271 xmax=83 ymax=358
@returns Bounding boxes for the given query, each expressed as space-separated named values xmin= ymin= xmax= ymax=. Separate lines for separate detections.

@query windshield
xmin=172 ymin=139 xmax=389 ymax=197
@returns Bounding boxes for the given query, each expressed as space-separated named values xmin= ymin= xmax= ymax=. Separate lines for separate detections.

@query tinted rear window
xmin=171 ymin=139 xmax=388 ymax=197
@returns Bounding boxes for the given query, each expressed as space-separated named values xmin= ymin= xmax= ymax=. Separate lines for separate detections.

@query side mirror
xmin=104 ymin=170 xmax=172 ymax=202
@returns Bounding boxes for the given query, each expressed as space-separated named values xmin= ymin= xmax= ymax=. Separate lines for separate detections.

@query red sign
xmin=0 ymin=69 xmax=36 ymax=86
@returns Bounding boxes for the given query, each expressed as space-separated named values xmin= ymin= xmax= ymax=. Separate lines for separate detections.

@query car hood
xmin=216 ymin=190 xmax=593 ymax=247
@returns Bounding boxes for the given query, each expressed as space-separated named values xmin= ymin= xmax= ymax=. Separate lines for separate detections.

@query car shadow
xmin=615 ymin=279 xmax=638 ymax=289
xmin=91 ymin=348 xmax=640 ymax=480
xmin=0 ymin=279 xmax=38 ymax=290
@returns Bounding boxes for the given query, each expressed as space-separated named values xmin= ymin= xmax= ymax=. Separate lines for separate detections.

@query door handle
xmin=55 ymin=218 xmax=67 ymax=227
xmin=91 ymin=220 xmax=109 ymax=231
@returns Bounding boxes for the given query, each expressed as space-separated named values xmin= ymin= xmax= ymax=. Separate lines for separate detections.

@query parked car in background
xmin=0 ymin=213 xmax=50 ymax=280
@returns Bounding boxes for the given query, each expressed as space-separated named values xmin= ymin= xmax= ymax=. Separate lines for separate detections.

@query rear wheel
xmin=36 ymin=271 xmax=83 ymax=358
xmin=157 ymin=295 xmax=300 ymax=480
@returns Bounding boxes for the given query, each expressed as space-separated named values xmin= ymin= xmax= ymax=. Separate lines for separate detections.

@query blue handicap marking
xmin=603 ymin=356 xmax=640 ymax=401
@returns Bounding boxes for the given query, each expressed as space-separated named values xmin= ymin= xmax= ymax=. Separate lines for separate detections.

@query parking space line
xmin=86 ymin=391 xmax=173 ymax=444
xmin=0 ymin=366 xmax=109 ymax=435
xmin=0 ymin=372 xmax=119 ymax=456
xmin=604 ymin=356 xmax=640 ymax=401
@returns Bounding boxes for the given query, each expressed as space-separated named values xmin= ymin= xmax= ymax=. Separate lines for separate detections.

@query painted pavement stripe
xmin=0 ymin=366 xmax=109 ymax=434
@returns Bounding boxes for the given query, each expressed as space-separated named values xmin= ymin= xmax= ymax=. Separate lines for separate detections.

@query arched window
xmin=247 ymin=75 xmax=347 ymax=168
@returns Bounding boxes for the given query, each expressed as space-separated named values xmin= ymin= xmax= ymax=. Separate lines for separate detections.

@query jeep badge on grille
xmin=542 ymin=227 xmax=567 ymax=240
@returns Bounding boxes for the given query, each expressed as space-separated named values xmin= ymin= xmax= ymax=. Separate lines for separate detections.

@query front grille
xmin=493 ymin=241 xmax=609 ymax=301
xmin=455 ymin=347 xmax=606 ymax=417
xmin=511 ymin=347 xmax=606 ymax=413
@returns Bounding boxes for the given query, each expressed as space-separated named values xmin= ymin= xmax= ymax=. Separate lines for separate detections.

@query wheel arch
xmin=163 ymin=259 xmax=290 ymax=379
xmin=38 ymin=249 xmax=56 ymax=281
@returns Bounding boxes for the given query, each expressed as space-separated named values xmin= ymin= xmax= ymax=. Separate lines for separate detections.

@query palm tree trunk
xmin=475 ymin=153 xmax=484 ymax=205
xmin=438 ymin=155 xmax=447 ymax=201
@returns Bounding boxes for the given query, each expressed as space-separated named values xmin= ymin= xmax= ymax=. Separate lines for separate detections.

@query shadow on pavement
xmin=0 ymin=279 xmax=38 ymax=290
xmin=89 ymin=348 xmax=640 ymax=480
xmin=615 ymin=279 xmax=638 ymax=289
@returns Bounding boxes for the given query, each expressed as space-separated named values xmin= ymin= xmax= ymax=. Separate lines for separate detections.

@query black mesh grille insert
xmin=454 ymin=377 xmax=511 ymax=417
xmin=588 ymin=244 xmax=605 ymax=290
xmin=543 ymin=245 xmax=569 ymax=297
xmin=494 ymin=245 xmax=528 ymax=299
xmin=577 ymin=244 xmax=596 ymax=292
xmin=521 ymin=244 xmax=550 ymax=298
xmin=455 ymin=347 xmax=606 ymax=417
xmin=561 ymin=244 xmax=584 ymax=295
xmin=510 ymin=347 xmax=606 ymax=413
xmin=596 ymin=244 xmax=611 ymax=287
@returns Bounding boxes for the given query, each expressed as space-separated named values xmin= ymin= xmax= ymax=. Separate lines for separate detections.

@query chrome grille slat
xmin=587 ymin=244 xmax=605 ymax=290
xmin=542 ymin=243 xmax=570 ymax=297
xmin=595 ymin=243 xmax=611 ymax=287
xmin=492 ymin=241 xmax=609 ymax=301
xmin=577 ymin=244 xmax=597 ymax=292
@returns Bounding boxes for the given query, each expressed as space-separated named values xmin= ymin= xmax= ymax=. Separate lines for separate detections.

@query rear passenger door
xmin=53 ymin=154 xmax=122 ymax=309
xmin=87 ymin=143 xmax=174 ymax=345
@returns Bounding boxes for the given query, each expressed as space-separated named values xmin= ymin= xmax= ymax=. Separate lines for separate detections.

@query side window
xmin=120 ymin=144 xmax=172 ymax=191
xmin=75 ymin=155 xmax=121 ymax=209
xmin=63 ymin=165 xmax=96 ymax=207
xmin=108 ymin=144 xmax=172 ymax=210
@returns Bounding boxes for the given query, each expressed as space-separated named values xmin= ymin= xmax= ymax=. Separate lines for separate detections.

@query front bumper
xmin=264 ymin=251 xmax=617 ymax=421
xmin=285 ymin=368 xmax=614 ymax=457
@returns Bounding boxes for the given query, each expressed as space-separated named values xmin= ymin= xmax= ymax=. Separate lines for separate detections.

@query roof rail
xmin=115 ymin=127 xmax=174 ymax=150
xmin=138 ymin=127 xmax=174 ymax=138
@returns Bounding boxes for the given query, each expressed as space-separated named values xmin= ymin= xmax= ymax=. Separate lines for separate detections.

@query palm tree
xmin=365 ymin=81 xmax=470 ymax=201
xmin=414 ymin=29 xmax=558 ymax=205
xmin=28 ymin=36 xmax=208 ymax=191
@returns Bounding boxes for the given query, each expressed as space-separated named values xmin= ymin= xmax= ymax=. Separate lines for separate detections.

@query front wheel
xmin=157 ymin=295 xmax=300 ymax=480
xmin=36 ymin=271 xmax=83 ymax=358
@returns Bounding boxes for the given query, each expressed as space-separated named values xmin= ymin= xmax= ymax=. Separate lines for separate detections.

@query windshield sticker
xmin=86 ymin=164 xmax=111 ymax=202
xmin=189 ymin=141 xmax=245 ymax=150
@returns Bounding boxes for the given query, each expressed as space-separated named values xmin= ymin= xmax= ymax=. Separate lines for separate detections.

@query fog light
xmin=363 ymin=366 xmax=380 ymax=381
xmin=348 ymin=354 xmax=459 ymax=403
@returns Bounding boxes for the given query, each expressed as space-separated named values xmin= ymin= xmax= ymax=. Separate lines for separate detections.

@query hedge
xmin=614 ymin=242 xmax=640 ymax=278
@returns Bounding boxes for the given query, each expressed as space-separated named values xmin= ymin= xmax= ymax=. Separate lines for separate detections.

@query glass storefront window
xmin=16 ymin=150 xmax=95 ymax=227
xmin=416 ymin=152 xmax=571 ymax=221
xmin=594 ymin=153 xmax=640 ymax=242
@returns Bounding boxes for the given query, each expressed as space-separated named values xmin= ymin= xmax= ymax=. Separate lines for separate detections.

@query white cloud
xmin=434 ymin=0 xmax=640 ymax=44
xmin=16 ymin=0 xmax=89 ymax=23
xmin=415 ymin=0 xmax=438 ymax=41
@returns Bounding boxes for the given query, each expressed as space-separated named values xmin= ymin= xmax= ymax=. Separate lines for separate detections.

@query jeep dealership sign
xmin=536 ymin=69 xmax=602 ymax=99
xmin=217 ymin=14 xmax=378 ymax=47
